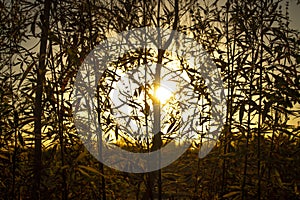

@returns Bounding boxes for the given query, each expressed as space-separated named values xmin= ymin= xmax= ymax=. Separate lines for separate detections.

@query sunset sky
xmin=288 ymin=1 xmax=300 ymax=31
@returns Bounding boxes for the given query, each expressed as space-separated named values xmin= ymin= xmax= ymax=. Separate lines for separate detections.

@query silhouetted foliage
xmin=0 ymin=0 xmax=299 ymax=199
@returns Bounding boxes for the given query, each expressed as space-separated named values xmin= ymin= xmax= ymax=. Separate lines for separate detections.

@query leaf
xmin=262 ymin=43 xmax=273 ymax=56
xmin=13 ymin=110 xmax=19 ymax=126
xmin=19 ymin=117 xmax=34 ymax=127
xmin=223 ymin=191 xmax=240 ymax=198
xmin=239 ymin=101 xmax=245 ymax=124
xmin=184 ymin=174 xmax=193 ymax=184
xmin=75 ymin=151 xmax=87 ymax=162
xmin=262 ymin=101 xmax=272 ymax=123
xmin=144 ymin=102 xmax=150 ymax=116
xmin=78 ymin=165 xmax=103 ymax=176
xmin=0 ymin=154 xmax=9 ymax=160
xmin=187 ymin=68 xmax=197 ymax=73
xmin=133 ymin=90 xmax=138 ymax=97
xmin=77 ymin=168 xmax=90 ymax=178
xmin=115 ymin=125 xmax=118 ymax=140
xmin=61 ymin=165 xmax=69 ymax=170
xmin=228 ymin=185 xmax=241 ymax=190
xmin=167 ymin=121 xmax=176 ymax=133
xmin=127 ymin=99 xmax=143 ymax=109
xmin=214 ymin=26 xmax=222 ymax=34
xmin=18 ymin=131 xmax=25 ymax=146
xmin=296 ymin=55 xmax=300 ymax=64
xmin=274 ymin=169 xmax=283 ymax=188
xmin=31 ymin=12 xmax=38 ymax=36
xmin=18 ymin=61 xmax=36 ymax=89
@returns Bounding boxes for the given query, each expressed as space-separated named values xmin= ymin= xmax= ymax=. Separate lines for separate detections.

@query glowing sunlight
xmin=155 ymin=86 xmax=173 ymax=104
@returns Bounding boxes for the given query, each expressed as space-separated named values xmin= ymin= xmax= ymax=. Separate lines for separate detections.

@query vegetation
xmin=0 ymin=0 xmax=299 ymax=199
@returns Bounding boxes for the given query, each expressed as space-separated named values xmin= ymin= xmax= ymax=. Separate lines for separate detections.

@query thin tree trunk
xmin=10 ymin=1 xmax=17 ymax=198
xmin=242 ymin=29 xmax=255 ymax=200
xmin=152 ymin=48 xmax=164 ymax=200
xmin=142 ymin=0 xmax=179 ymax=199
xmin=11 ymin=20 xmax=16 ymax=200
xmin=59 ymin=89 xmax=67 ymax=200
xmin=86 ymin=0 xmax=107 ymax=198
xmin=222 ymin=0 xmax=230 ymax=194
xmin=33 ymin=0 xmax=51 ymax=199
xmin=51 ymin=3 xmax=68 ymax=198
xmin=257 ymin=1 xmax=264 ymax=198
xmin=144 ymin=0 xmax=164 ymax=199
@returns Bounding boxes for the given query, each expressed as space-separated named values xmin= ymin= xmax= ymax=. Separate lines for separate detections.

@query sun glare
xmin=155 ymin=86 xmax=173 ymax=104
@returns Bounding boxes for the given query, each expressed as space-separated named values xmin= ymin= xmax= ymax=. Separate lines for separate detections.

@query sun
xmin=155 ymin=86 xmax=173 ymax=104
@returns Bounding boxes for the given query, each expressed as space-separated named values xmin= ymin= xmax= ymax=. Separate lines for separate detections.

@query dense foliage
xmin=0 ymin=0 xmax=299 ymax=199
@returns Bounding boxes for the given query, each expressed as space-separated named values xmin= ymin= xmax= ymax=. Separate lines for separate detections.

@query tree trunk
xmin=33 ymin=0 xmax=51 ymax=199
